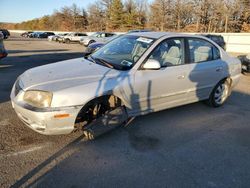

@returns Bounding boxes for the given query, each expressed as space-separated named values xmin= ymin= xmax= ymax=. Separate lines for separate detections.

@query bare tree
xmin=87 ymin=2 xmax=106 ymax=31
xmin=149 ymin=0 xmax=173 ymax=31
xmin=4 ymin=0 xmax=250 ymax=32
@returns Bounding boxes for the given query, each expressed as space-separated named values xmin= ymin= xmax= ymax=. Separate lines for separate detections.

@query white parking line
xmin=6 ymin=146 xmax=44 ymax=157
xmin=0 ymin=65 xmax=13 ymax=68
xmin=0 ymin=143 xmax=51 ymax=158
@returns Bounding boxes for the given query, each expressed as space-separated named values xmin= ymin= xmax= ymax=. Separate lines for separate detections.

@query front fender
xmin=50 ymin=80 xmax=131 ymax=109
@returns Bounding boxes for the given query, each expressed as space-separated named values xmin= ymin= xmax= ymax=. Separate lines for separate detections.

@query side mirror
xmin=143 ymin=59 xmax=161 ymax=70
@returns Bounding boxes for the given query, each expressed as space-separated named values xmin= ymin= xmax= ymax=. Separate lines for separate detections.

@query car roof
xmin=128 ymin=32 xmax=222 ymax=42
xmin=200 ymin=34 xmax=222 ymax=37
xmin=126 ymin=32 xmax=203 ymax=39
xmin=126 ymin=32 xmax=168 ymax=39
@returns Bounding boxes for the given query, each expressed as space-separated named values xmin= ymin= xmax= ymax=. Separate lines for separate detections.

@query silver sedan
xmin=11 ymin=32 xmax=241 ymax=137
xmin=80 ymin=32 xmax=116 ymax=46
xmin=0 ymin=32 xmax=7 ymax=59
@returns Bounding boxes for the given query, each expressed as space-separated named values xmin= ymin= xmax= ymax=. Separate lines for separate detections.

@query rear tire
xmin=206 ymin=80 xmax=230 ymax=107
xmin=242 ymin=71 xmax=250 ymax=76
xmin=88 ymin=40 xmax=95 ymax=46
xmin=65 ymin=39 xmax=70 ymax=44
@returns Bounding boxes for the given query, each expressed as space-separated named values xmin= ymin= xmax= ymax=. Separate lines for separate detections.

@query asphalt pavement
xmin=0 ymin=33 xmax=250 ymax=188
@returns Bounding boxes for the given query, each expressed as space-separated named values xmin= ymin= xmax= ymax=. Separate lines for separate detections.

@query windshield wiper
xmin=88 ymin=55 xmax=114 ymax=69
xmin=95 ymin=57 xmax=114 ymax=69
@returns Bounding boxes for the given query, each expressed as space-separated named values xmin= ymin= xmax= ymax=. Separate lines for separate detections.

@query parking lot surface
xmin=0 ymin=34 xmax=250 ymax=188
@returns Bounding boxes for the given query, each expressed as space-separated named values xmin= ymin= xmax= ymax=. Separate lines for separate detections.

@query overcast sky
xmin=0 ymin=0 xmax=99 ymax=23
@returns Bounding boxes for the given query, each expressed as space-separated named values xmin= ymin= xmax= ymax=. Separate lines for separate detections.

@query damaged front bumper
xmin=10 ymin=88 xmax=82 ymax=135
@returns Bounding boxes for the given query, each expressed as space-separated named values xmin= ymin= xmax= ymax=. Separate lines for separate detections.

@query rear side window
xmin=211 ymin=36 xmax=224 ymax=43
xmin=78 ymin=33 xmax=87 ymax=36
xmin=106 ymin=33 xmax=114 ymax=37
xmin=188 ymin=38 xmax=220 ymax=63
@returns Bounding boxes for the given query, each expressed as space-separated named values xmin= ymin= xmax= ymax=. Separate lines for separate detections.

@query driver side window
xmin=148 ymin=38 xmax=185 ymax=67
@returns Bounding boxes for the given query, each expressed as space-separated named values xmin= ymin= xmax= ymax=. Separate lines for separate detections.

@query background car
xmin=83 ymin=42 xmax=105 ymax=57
xmin=201 ymin=34 xmax=226 ymax=50
xmin=38 ymin=32 xmax=55 ymax=38
xmin=0 ymin=29 xmax=10 ymax=39
xmin=83 ymin=35 xmax=121 ymax=56
xmin=80 ymin=32 xmax=116 ymax=46
xmin=53 ymin=33 xmax=68 ymax=42
xmin=127 ymin=29 xmax=152 ymax=33
xmin=20 ymin=31 xmax=33 ymax=37
xmin=28 ymin=32 xmax=43 ymax=38
xmin=63 ymin=32 xmax=88 ymax=43
xmin=48 ymin=33 xmax=68 ymax=41
xmin=0 ymin=32 xmax=8 ymax=59
xmin=48 ymin=35 xmax=55 ymax=41
xmin=238 ymin=53 xmax=250 ymax=75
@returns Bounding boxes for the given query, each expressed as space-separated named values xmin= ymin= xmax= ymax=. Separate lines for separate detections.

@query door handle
xmin=177 ymin=75 xmax=185 ymax=79
xmin=216 ymin=67 xmax=223 ymax=72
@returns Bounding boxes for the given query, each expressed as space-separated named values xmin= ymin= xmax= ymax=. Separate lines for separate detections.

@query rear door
xmin=72 ymin=33 xmax=80 ymax=41
xmin=185 ymin=37 xmax=225 ymax=101
xmin=76 ymin=33 xmax=86 ymax=41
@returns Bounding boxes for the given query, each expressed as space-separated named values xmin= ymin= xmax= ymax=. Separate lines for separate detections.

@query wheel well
xmin=74 ymin=95 xmax=123 ymax=126
xmin=208 ymin=77 xmax=232 ymax=98
xmin=221 ymin=77 xmax=232 ymax=87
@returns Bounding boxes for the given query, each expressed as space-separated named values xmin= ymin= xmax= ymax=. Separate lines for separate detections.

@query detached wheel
xmin=82 ymin=102 xmax=109 ymax=140
xmin=207 ymin=80 xmax=230 ymax=107
xmin=75 ymin=96 xmax=125 ymax=140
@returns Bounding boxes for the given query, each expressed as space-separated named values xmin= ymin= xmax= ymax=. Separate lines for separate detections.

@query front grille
xmin=14 ymin=80 xmax=22 ymax=96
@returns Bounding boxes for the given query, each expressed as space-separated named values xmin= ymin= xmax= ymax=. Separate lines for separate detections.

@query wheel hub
xmin=214 ymin=83 xmax=229 ymax=104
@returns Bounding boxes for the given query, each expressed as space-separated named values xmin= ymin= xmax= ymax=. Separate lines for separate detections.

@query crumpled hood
xmin=19 ymin=58 xmax=120 ymax=91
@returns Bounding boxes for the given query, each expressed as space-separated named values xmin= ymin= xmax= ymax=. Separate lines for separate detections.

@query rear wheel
xmin=207 ymin=80 xmax=230 ymax=107
xmin=88 ymin=40 xmax=95 ymax=46
xmin=65 ymin=39 xmax=70 ymax=44
xmin=242 ymin=71 xmax=250 ymax=76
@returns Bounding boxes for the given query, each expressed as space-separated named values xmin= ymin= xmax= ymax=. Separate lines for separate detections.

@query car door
xmin=68 ymin=33 xmax=74 ymax=41
xmin=78 ymin=33 xmax=86 ymax=40
xmin=71 ymin=33 xmax=78 ymax=41
xmin=75 ymin=33 xmax=84 ymax=41
xmin=186 ymin=37 xmax=225 ymax=101
xmin=133 ymin=38 xmax=191 ymax=115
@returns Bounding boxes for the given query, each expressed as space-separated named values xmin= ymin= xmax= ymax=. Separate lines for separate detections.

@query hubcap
xmin=214 ymin=83 xmax=229 ymax=104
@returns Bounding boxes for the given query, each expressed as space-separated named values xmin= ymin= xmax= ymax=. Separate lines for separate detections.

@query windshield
xmin=91 ymin=35 xmax=155 ymax=70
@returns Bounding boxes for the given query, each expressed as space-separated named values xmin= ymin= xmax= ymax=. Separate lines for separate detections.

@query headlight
xmin=23 ymin=90 xmax=52 ymax=108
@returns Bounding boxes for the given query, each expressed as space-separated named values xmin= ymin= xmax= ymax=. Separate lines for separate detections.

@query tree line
xmin=1 ymin=0 xmax=250 ymax=32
